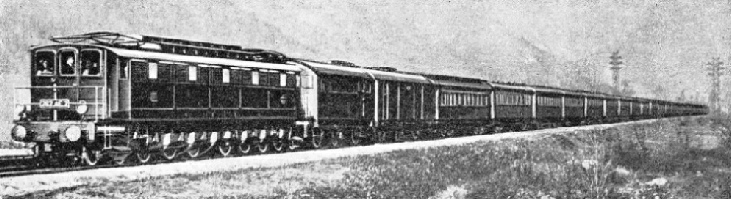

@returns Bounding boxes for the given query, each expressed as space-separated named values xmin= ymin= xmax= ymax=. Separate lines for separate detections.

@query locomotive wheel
xmin=257 ymin=140 xmax=270 ymax=153
xmin=186 ymin=146 xmax=202 ymax=158
xmin=288 ymin=139 xmax=299 ymax=151
xmin=493 ymin=126 xmax=505 ymax=134
xmin=393 ymin=131 xmax=402 ymax=142
xmin=135 ymin=150 xmax=152 ymax=164
xmin=329 ymin=131 xmax=342 ymax=148
xmin=80 ymin=146 xmax=103 ymax=166
xmin=472 ymin=127 xmax=483 ymax=135
xmin=161 ymin=147 xmax=178 ymax=161
xmin=408 ymin=131 xmax=419 ymax=141
xmin=272 ymin=139 xmax=286 ymax=152
xmin=376 ymin=131 xmax=387 ymax=143
xmin=217 ymin=141 xmax=233 ymax=157
xmin=237 ymin=141 xmax=253 ymax=155
xmin=112 ymin=155 xmax=128 ymax=165
xmin=310 ymin=129 xmax=325 ymax=149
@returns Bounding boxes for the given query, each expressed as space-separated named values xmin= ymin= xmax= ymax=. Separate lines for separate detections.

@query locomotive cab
xmin=13 ymin=45 xmax=111 ymax=159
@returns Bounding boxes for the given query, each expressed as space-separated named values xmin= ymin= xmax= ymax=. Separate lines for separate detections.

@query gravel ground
xmin=0 ymin=120 xmax=657 ymax=196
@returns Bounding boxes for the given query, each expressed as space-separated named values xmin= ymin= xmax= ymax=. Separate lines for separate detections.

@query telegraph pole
xmin=609 ymin=50 xmax=624 ymax=92
xmin=706 ymin=57 xmax=725 ymax=112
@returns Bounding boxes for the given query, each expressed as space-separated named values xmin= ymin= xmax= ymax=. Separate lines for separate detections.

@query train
xmin=9 ymin=32 xmax=708 ymax=166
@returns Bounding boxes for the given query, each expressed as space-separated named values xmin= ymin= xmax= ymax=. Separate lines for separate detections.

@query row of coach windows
xmin=132 ymin=60 xmax=296 ymax=87
xmin=565 ymin=98 xmax=583 ymax=107
xmin=537 ymin=96 xmax=561 ymax=107
xmin=495 ymin=92 xmax=531 ymax=106
xmin=588 ymin=99 xmax=603 ymax=106
xmin=321 ymin=78 xmax=358 ymax=93
xmin=440 ymin=92 xmax=489 ymax=106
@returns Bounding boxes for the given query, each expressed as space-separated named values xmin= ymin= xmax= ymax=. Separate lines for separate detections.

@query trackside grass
xmin=10 ymin=116 xmax=731 ymax=199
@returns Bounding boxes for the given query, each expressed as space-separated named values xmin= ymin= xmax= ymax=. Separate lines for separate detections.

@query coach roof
xmin=296 ymin=60 xmax=371 ymax=78
xmin=296 ymin=60 xmax=430 ymax=83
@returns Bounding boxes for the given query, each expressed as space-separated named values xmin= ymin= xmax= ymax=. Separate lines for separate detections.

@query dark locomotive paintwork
xmin=10 ymin=32 xmax=708 ymax=166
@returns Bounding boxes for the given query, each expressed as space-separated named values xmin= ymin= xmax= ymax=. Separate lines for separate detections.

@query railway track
xmin=0 ymin=118 xmax=665 ymax=179
xmin=0 ymin=118 xmax=667 ymax=197
xmin=0 ymin=132 xmax=467 ymax=177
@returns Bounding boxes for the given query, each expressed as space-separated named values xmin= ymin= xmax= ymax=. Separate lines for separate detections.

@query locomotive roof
xmin=49 ymin=31 xmax=288 ymax=64
xmin=107 ymin=46 xmax=299 ymax=72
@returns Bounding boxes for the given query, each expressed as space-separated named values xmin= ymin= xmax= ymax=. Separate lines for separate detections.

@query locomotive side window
xmin=279 ymin=73 xmax=287 ymax=87
xmin=286 ymin=72 xmax=296 ymax=88
xmin=35 ymin=51 xmax=55 ymax=76
xmin=268 ymin=71 xmax=280 ymax=87
xmin=222 ymin=68 xmax=230 ymax=83
xmin=157 ymin=63 xmax=172 ymax=81
xmin=80 ymin=50 xmax=101 ymax=76
xmin=209 ymin=67 xmax=223 ymax=84
xmin=259 ymin=71 xmax=270 ymax=86
xmin=188 ymin=66 xmax=197 ymax=81
xmin=59 ymin=50 xmax=76 ymax=76
xmin=231 ymin=68 xmax=251 ymax=85
xmin=252 ymin=71 xmax=260 ymax=85
xmin=148 ymin=63 xmax=158 ymax=79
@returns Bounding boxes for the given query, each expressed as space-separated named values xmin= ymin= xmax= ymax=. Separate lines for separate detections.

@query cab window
xmin=80 ymin=50 xmax=101 ymax=76
xmin=35 ymin=51 xmax=55 ymax=76
xmin=59 ymin=50 xmax=76 ymax=76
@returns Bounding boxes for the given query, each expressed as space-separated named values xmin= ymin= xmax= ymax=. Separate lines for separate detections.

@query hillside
xmin=0 ymin=0 xmax=726 ymax=140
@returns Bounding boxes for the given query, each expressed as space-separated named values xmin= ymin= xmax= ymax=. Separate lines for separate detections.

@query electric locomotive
xmin=11 ymin=32 xmax=309 ymax=165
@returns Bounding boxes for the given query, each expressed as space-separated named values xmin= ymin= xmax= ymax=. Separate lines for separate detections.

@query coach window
xmin=59 ymin=50 xmax=76 ymax=76
xmin=80 ymin=50 xmax=101 ymax=76
xmin=35 ymin=51 xmax=55 ymax=76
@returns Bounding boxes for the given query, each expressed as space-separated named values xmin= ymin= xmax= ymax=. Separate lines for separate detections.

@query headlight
xmin=76 ymin=101 xmax=88 ymax=114
xmin=11 ymin=125 xmax=27 ymax=141
xmin=64 ymin=126 xmax=82 ymax=142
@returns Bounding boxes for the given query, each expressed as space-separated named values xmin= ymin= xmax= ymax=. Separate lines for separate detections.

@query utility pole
xmin=609 ymin=50 xmax=624 ymax=93
xmin=706 ymin=57 xmax=725 ymax=112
